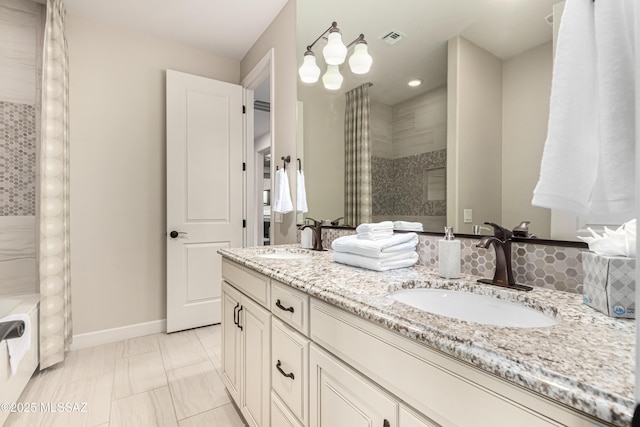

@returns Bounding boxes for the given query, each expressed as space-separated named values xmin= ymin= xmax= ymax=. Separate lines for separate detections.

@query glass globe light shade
xmin=348 ymin=42 xmax=373 ymax=74
xmin=322 ymin=65 xmax=343 ymax=91
xmin=298 ymin=51 xmax=320 ymax=83
xmin=322 ymin=30 xmax=347 ymax=65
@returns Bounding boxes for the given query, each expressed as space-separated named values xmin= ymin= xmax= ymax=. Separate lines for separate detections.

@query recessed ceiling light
xmin=408 ymin=79 xmax=422 ymax=87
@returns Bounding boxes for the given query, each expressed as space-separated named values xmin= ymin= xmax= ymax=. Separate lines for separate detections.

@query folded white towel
xmin=532 ymin=0 xmax=635 ymax=223
xmin=356 ymin=221 xmax=394 ymax=234
xmin=273 ymin=168 xmax=293 ymax=214
xmin=332 ymin=233 xmax=419 ymax=258
xmin=296 ymin=170 xmax=308 ymax=213
xmin=393 ymin=221 xmax=424 ymax=231
xmin=333 ymin=251 xmax=419 ymax=271
xmin=357 ymin=230 xmax=394 ymax=241
xmin=1 ymin=313 xmax=31 ymax=375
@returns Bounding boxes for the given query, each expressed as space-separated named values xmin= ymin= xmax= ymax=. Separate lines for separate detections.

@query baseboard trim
xmin=71 ymin=319 xmax=166 ymax=350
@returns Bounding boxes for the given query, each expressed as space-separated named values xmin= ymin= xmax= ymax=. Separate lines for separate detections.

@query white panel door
xmin=166 ymin=70 xmax=243 ymax=333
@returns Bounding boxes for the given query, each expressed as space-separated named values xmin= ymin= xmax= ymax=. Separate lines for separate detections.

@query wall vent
xmin=379 ymin=29 xmax=406 ymax=46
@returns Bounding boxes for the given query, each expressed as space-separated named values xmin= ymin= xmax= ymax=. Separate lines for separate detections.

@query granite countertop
xmin=219 ymin=245 xmax=636 ymax=426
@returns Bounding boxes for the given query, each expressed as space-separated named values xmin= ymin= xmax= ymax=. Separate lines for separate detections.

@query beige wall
xmin=502 ymin=42 xmax=552 ymax=237
xmin=241 ymin=0 xmax=298 ymax=243
xmin=447 ymin=36 xmax=503 ymax=234
xmin=392 ymin=86 xmax=447 ymax=158
xmin=298 ymin=85 xmax=346 ymax=222
xmin=67 ymin=15 xmax=239 ymax=334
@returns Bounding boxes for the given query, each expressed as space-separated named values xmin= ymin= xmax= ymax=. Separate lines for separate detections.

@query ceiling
xmin=62 ymin=0 xmax=559 ymax=106
xmin=63 ymin=0 xmax=289 ymax=60
xmin=297 ymin=0 xmax=559 ymax=105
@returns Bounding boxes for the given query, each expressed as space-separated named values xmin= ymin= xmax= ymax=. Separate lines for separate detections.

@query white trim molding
xmin=71 ymin=319 xmax=168 ymax=350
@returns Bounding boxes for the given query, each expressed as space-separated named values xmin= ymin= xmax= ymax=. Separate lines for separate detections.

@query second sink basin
xmin=390 ymin=288 xmax=559 ymax=328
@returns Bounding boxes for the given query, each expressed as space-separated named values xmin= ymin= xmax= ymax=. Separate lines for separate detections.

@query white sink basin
xmin=257 ymin=252 xmax=311 ymax=260
xmin=390 ymin=289 xmax=558 ymax=328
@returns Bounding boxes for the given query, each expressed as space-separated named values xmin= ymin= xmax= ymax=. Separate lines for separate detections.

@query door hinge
xmin=242 ymin=105 xmax=246 ymax=114
xmin=243 ymin=219 xmax=246 ymax=228
xmin=242 ymin=162 xmax=246 ymax=171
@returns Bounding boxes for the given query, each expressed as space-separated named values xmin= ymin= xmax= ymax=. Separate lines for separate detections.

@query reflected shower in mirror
xmin=297 ymin=0 xmax=565 ymax=239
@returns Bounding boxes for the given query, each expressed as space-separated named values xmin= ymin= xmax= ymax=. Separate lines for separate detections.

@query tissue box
xmin=582 ymin=251 xmax=635 ymax=319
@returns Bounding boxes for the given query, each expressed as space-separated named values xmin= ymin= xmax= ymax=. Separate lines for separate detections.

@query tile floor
xmin=6 ymin=325 xmax=247 ymax=427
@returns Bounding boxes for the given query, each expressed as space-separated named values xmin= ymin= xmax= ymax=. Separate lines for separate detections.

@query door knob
xmin=169 ymin=231 xmax=188 ymax=238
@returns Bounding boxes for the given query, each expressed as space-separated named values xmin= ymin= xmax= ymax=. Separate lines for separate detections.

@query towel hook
xmin=281 ymin=156 xmax=291 ymax=170
xmin=297 ymin=158 xmax=302 ymax=171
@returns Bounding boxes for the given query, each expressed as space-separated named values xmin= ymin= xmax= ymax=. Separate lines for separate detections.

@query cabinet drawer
xmin=272 ymin=391 xmax=304 ymax=427
xmin=222 ymin=258 xmax=270 ymax=308
xmin=400 ymin=404 xmax=440 ymax=427
xmin=271 ymin=280 xmax=309 ymax=335
xmin=272 ymin=318 xmax=309 ymax=426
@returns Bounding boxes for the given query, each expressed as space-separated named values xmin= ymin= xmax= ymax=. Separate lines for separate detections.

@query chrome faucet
xmin=299 ymin=217 xmax=324 ymax=251
xmin=476 ymin=222 xmax=532 ymax=291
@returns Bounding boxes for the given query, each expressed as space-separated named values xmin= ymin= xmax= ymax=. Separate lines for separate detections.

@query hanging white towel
xmin=332 ymin=251 xmax=419 ymax=272
xmin=296 ymin=170 xmax=308 ymax=213
xmin=532 ymin=0 xmax=636 ymax=223
xmin=331 ymin=233 xmax=418 ymax=258
xmin=0 ymin=313 xmax=31 ymax=375
xmin=273 ymin=168 xmax=293 ymax=214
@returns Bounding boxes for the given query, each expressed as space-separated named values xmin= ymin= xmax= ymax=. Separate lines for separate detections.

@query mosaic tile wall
xmin=0 ymin=101 xmax=37 ymax=216
xmin=308 ymin=227 xmax=586 ymax=295
xmin=372 ymin=149 xmax=446 ymax=216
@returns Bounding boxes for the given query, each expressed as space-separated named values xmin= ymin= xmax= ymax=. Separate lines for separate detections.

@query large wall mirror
xmin=297 ymin=0 xmax=571 ymax=240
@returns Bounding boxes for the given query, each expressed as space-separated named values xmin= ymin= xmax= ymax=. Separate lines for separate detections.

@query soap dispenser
xmin=438 ymin=227 xmax=461 ymax=279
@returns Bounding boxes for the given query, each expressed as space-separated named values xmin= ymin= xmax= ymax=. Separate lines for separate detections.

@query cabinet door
xmin=221 ymin=281 xmax=242 ymax=404
xmin=309 ymin=344 xmax=397 ymax=427
xmin=241 ymin=295 xmax=271 ymax=427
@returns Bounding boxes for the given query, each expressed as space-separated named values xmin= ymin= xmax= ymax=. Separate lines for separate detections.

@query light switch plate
xmin=463 ymin=209 xmax=472 ymax=224
xmin=274 ymin=212 xmax=284 ymax=223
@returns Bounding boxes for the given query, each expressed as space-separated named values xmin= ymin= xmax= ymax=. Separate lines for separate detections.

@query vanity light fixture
xmin=408 ymin=79 xmax=423 ymax=87
xmin=298 ymin=21 xmax=373 ymax=91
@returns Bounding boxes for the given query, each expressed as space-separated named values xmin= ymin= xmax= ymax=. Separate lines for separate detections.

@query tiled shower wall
xmin=0 ymin=101 xmax=37 ymax=215
xmin=0 ymin=0 xmax=43 ymax=296
xmin=318 ymin=227 xmax=586 ymax=295
xmin=372 ymin=150 xmax=446 ymax=217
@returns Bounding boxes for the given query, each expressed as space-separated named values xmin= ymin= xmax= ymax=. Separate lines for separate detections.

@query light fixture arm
xmin=346 ymin=34 xmax=366 ymax=48
xmin=306 ymin=21 xmax=339 ymax=52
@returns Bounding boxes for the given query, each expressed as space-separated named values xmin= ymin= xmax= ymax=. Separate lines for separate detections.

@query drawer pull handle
xmin=233 ymin=303 xmax=240 ymax=326
xmin=383 ymin=420 xmax=390 ymax=427
xmin=275 ymin=299 xmax=294 ymax=313
xmin=237 ymin=306 xmax=243 ymax=331
xmin=276 ymin=360 xmax=295 ymax=380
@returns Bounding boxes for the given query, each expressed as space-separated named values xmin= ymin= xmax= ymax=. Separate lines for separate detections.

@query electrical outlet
xmin=463 ymin=209 xmax=472 ymax=224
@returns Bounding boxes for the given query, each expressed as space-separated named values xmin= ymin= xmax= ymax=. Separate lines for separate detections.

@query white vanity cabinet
xmin=221 ymin=257 xmax=608 ymax=427
xmin=221 ymin=260 xmax=272 ymax=427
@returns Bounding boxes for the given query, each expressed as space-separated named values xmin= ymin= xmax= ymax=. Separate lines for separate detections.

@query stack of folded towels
xmin=393 ymin=221 xmax=424 ymax=232
xmin=331 ymin=221 xmax=419 ymax=271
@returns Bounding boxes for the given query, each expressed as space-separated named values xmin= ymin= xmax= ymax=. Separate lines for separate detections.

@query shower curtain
xmin=39 ymin=0 xmax=71 ymax=369
xmin=344 ymin=83 xmax=372 ymax=226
